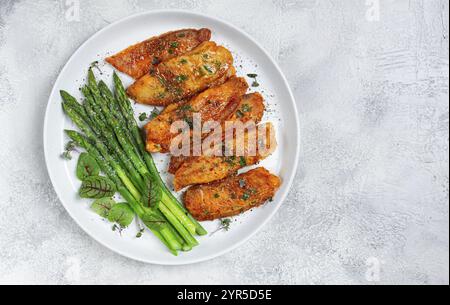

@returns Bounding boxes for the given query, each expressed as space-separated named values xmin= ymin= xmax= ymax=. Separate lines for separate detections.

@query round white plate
xmin=44 ymin=10 xmax=300 ymax=265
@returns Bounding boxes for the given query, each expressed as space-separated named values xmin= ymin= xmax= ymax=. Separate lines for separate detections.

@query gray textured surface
xmin=0 ymin=0 xmax=448 ymax=285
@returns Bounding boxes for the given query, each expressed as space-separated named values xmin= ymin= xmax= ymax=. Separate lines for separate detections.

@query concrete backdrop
xmin=0 ymin=0 xmax=448 ymax=284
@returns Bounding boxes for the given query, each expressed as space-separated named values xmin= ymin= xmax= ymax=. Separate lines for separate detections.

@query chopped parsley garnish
xmin=170 ymin=42 xmax=179 ymax=48
xmin=150 ymin=108 xmax=161 ymax=119
xmin=235 ymin=110 xmax=244 ymax=118
xmin=239 ymin=156 xmax=247 ymax=167
xmin=247 ymin=73 xmax=260 ymax=87
xmin=214 ymin=193 xmax=220 ymax=198
xmin=175 ymin=74 xmax=188 ymax=83
xmin=241 ymin=103 xmax=252 ymax=112
xmin=203 ymin=65 xmax=214 ymax=74
xmin=180 ymin=58 xmax=188 ymax=64
xmin=239 ymin=179 xmax=246 ymax=188
xmin=138 ymin=112 xmax=148 ymax=121
xmin=241 ymin=188 xmax=257 ymax=201
xmin=61 ymin=141 xmax=77 ymax=160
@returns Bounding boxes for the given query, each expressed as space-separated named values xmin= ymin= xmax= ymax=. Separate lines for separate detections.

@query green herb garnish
xmin=138 ymin=112 xmax=148 ymax=121
xmin=61 ymin=141 xmax=77 ymax=160
xmin=175 ymin=74 xmax=188 ymax=83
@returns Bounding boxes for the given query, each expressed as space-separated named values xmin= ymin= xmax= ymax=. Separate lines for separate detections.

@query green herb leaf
xmin=239 ymin=156 xmax=247 ymax=167
xmin=180 ymin=58 xmax=188 ymax=64
xmin=170 ymin=41 xmax=179 ymax=48
xmin=175 ymin=75 xmax=188 ymax=83
xmin=61 ymin=141 xmax=77 ymax=160
xmin=150 ymin=108 xmax=161 ymax=119
xmin=252 ymin=80 xmax=260 ymax=87
xmin=139 ymin=112 xmax=148 ymax=121
xmin=141 ymin=176 xmax=162 ymax=210
xmin=107 ymin=203 xmax=135 ymax=228
xmin=241 ymin=103 xmax=252 ymax=113
xmin=76 ymin=153 xmax=100 ymax=180
xmin=203 ymin=65 xmax=214 ymax=74
xmin=79 ymin=176 xmax=116 ymax=199
xmin=141 ymin=211 xmax=167 ymax=231
xmin=91 ymin=197 xmax=116 ymax=218
xmin=247 ymin=73 xmax=258 ymax=78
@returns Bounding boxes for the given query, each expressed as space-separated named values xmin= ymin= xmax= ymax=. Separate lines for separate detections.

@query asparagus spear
xmin=112 ymin=72 xmax=207 ymax=236
xmin=65 ymin=130 xmax=182 ymax=254
xmin=77 ymin=71 xmax=201 ymax=246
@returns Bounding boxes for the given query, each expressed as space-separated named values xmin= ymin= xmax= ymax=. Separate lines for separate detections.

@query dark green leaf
xmin=139 ymin=112 xmax=148 ymax=121
xmin=79 ymin=176 xmax=116 ymax=199
xmin=76 ymin=153 xmax=100 ymax=180
xmin=141 ymin=176 xmax=162 ymax=209
xmin=91 ymin=197 xmax=116 ymax=218
xmin=247 ymin=73 xmax=258 ymax=78
xmin=107 ymin=203 xmax=135 ymax=228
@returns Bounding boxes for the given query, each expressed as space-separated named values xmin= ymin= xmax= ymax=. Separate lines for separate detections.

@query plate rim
xmin=43 ymin=9 xmax=300 ymax=265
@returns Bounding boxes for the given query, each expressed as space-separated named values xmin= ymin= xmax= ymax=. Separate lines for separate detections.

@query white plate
xmin=44 ymin=10 xmax=300 ymax=265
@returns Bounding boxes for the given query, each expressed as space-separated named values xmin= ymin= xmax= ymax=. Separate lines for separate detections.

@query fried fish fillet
xmin=173 ymin=122 xmax=277 ymax=191
xmin=144 ymin=77 xmax=249 ymax=153
xmin=127 ymin=41 xmax=236 ymax=106
xmin=106 ymin=28 xmax=211 ymax=79
xmin=184 ymin=167 xmax=281 ymax=221
xmin=168 ymin=92 xmax=265 ymax=174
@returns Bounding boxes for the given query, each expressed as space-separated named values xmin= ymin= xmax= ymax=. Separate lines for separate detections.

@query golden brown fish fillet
xmin=106 ymin=28 xmax=211 ymax=79
xmin=184 ymin=167 xmax=281 ymax=221
xmin=127 ymin=41 xmax=236 ymax=106
xmin=168 ymin=92 xmax=265 ymax=174
xmin=173 ymin=122 xmax=277 ymax=191
xmin=144 ymin=77 xmax=249 ymax=153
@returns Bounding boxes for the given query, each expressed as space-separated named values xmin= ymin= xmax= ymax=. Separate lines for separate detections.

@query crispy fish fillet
xmin=168 ymin=92 xmax=265 ymax=174
xmin=127 ymin=41 xmax=236 ymax=106
xmin=106 ymin=28 xmax=211 ymax=79
xmin=173 ymin=122 xmax=277 ymax=191
xmin=184 ymin=167 xmax=281 ymax=221
xmin=144 ymin=77 xmax=248 ymax=153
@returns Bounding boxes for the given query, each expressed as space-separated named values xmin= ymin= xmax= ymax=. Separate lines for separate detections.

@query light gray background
xmin=0 ymin=0 xmax=448 ymax=285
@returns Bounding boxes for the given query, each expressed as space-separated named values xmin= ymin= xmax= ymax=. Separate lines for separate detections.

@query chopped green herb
xmin=239 ymin=179 xmax=246 ymax=188
xmin=61 ymin=141 xmax=77 ymax=160
xmin=239 ymin=156 xmax=247 ymax=167
xmin=136 ymin=228 xmax=145 ymax=238
xmin=241 ymin=193 xmax=251 ymax=201
xmin=150 ymin=108 xmax=161 ymax=119
xmin=247 ymin=74 xmax=260 ymax=87
xmin=214 ymin=193 xmax=220 ymax=198
xmin=203 ymin=65 xmax=214 ymax=74
xmin=179 ymin=104 xmax=193 ymax=112
xmin=157 ymin=92 xmax=167 ymax=99
xmin=138 ymin=112 xmax=148 ymax=121
xmin=219 ymin=218 xmax=231 ymax=231
xmin=180 ymin=58 xmax=188 ymax=64
xmin=170 ymin=41 xmax=179 ymax=48
xmin=241 ymin=103 xmax=252 ymax=112
xmin=175 ymin=75 xmax=188 ymax=83
xmin=235 ymin=110 xmax=244 ymax=118
xmin=224 ymin=156 xmax=236 ymax=165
